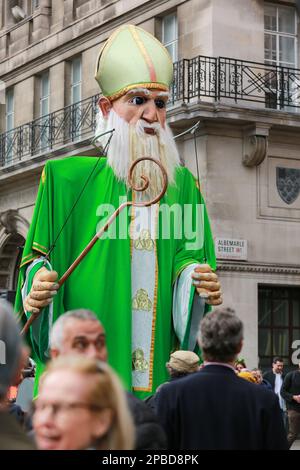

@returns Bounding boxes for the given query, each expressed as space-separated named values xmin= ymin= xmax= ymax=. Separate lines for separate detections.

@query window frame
xmin=70 ymin=56 xmax=82 ymax=140
xmin=40 ymin=71 xmax=50 ymax=118
xmin=39 ymin=70 xmax=50 ymax=150
xmin=71 ymin=56 xmax=82 ymax=105
xmin=258 ymin=285 xmax=300 ymax=368
xmin=5 ymin=88 xmax=14 ymax=132
xmin=264 ymin=3 xmax=298 ymax=68
xmin=161 ymin=12 xmax=178 ymax=63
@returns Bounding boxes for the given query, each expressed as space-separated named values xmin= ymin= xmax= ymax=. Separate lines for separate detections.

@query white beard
xmin=94 ymin=109 xmax=180 ymax=199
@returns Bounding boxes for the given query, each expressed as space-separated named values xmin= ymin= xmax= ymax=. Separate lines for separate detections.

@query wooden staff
xmin=21 ymin=157 xmax=168 ymax=336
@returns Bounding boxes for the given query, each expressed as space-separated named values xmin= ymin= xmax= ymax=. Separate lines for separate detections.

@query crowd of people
xmin=1 ymin=298 xmax=300 ymax=450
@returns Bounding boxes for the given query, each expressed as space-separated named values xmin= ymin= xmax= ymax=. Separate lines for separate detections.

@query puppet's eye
xmin=130 ymin=96 xmax=146 ymax=105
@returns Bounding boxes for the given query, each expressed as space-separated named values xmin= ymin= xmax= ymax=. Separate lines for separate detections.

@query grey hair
xmin=0 ymin=300 xmax=22 ymax=398
xmin=198 ymin=307 xmax=243 ymax=363
xmin=50 ymin=309 xmax=101 ymax=351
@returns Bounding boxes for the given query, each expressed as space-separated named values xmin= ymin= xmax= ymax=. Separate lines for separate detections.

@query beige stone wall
xmin=212 ymin=0 xmax=264 ymax=61
xmin=218 ymin=273 xmax=259 ymax=368
xmin=82 ymin=45 xmax=102 ymax=99
xmin=183 ymin=127 xmax=300 ymax=267
xmin=50 ymin=62 xmax=66 ymax=112
xmin=178 ymin=0 xmax=213 ymax=59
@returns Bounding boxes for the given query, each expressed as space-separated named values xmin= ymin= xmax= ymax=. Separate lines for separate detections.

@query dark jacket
xmin=280 ymin=370 xmax=300 ymax=412
xmin=0 ymin=411 xmax=35 ymax=450
xmin=156 ymin=365 xmax=288 ymax=450
xmin=263 ymin=370 xmax=286 ymax=391
xmin=126 ymin=392 xmax=167 ymax=450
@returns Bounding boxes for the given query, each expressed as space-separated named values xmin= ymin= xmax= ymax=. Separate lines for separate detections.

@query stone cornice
xmin=217 ymin=261 xmax=300 ymax=275
xmin=167 ymin=101 xmax=300 ymax=130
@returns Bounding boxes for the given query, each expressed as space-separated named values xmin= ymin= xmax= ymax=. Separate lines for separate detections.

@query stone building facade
xmin=0 ymin=0 xmax=300 ymax=369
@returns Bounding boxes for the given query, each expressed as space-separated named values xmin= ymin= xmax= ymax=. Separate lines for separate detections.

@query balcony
xmin=1 ymin=56 xmax=300 ymax=170
xmin=0 ymin=95 xmax=100 ymax=170
xmin=171 ymin=56 xmax=300 ymax=108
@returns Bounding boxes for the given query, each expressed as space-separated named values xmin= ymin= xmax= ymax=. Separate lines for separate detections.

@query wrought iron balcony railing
xmin=171 ymin=56 xmax=300 ymax=107
xmin=0 ymin=94 xmax=100 ymax=168
xmin=1 ymin=55 xmax=300 ymax=169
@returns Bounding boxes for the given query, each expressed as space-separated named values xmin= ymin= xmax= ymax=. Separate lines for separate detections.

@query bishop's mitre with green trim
xmin=95 ymin=24 xmax=174 ymax=101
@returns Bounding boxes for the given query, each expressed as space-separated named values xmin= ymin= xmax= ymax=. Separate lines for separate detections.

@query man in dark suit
xmin=156 ymin=307 xmax=288 ymax=450
xmin=281 ymin=363 xmax=300 ymax=448
xmin=263 ymin=357 xmax=285 ymax=390
xmin=263 ymin=357 xmax=287 ymax=427
xmin=263 ymin=358 xmax=286 ymax=398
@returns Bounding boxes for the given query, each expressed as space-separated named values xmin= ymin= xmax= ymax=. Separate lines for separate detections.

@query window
xmin=258 ymin=286 xmax=300 ymax=369
xmin=5 ymin=88 xmax=14 ymax=164
xmin=71 ymin=56 xmax=82 ymax=140
xmin=162 ymin=13 xmax=178 ymax=62
xmin=40 ymin=71 xmax=50 ymax=150
xmin=40 ymin=71 xmax=49 ymax=117
xmin=264 ymin=5 xmax=298 ymax=109
xmin=265 ymin=5 xmax=297 ymax=68
xmin=71 ymin=56 xmax=82 ymax=105
xmin=6 ymin=88 xmax=14 ymax=132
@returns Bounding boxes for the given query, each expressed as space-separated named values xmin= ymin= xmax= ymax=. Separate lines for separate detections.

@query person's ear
xmin=92 ymin=408 xmax=113 ymax=440
xmin=98 ymin=97 xmax=112 ymax=118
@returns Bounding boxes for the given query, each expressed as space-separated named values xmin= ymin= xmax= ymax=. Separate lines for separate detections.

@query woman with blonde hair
xmin=33 ymin=356 xmax=135 ymax=450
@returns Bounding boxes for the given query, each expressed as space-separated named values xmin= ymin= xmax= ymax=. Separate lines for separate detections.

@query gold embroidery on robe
xmin=132 ymin=288 xmax=152 ymax=311
xmin=133 ymin=229 xmax=154 ymax=251
xmin=132 ymin=348 xmax=149 ymax=371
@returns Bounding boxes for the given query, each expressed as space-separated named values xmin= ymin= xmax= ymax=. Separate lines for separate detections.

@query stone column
xmin=50 ymin=0 xmax=64 ymax=32
xmin=31 ymin=0 xmax=51 ymax=42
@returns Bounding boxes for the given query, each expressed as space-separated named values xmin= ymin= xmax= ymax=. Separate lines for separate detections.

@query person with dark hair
xmin=280 ymin=363 xmax=300 ymax=448
xmin=234 ymin=358 xmax=247 ymax=373
xmin=156 ymin=307 xmax=288 ymax=450
xmin=263 ymin=357 xmax=286 ymax=422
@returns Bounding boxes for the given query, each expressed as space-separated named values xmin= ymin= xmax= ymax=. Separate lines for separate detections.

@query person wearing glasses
xmin=33 ymin=356 xmax=134 ymax=450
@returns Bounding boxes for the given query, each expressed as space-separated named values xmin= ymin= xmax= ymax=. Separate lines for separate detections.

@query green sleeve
xmin=173 ymin=168 xmax=216 ymax=281
xmin=14 ymin=163 xmax=53 ymax=362
xmin=172 ymin=169 xmax=216 ymax=351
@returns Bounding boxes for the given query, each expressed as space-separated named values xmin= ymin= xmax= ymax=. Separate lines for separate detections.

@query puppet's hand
xmin=24 ymin=267 xmax=59 ymax=314
xmin=191 ymin=264 xmax=223 ymax=306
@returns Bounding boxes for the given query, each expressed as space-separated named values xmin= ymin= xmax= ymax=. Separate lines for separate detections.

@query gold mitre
xmin=95 ymin=24 xmax=173 ymax=101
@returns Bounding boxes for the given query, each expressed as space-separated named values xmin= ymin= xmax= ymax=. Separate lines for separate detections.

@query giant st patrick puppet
xmin=15 ymin=25 xmax=222 ymax=398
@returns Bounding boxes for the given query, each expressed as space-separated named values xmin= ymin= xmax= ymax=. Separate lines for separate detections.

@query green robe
xmin=15 ymin=156 xmax=216 ymax=399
